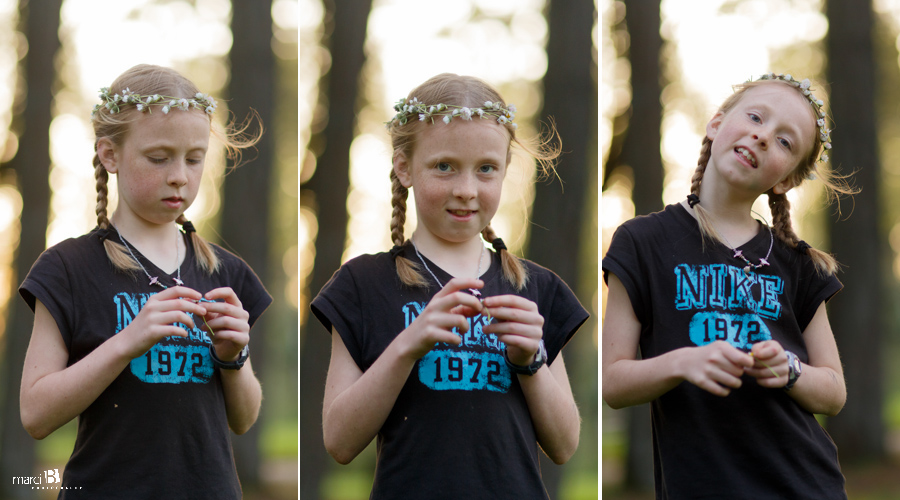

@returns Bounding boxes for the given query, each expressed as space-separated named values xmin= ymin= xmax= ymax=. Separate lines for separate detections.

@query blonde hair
xmin=92 ymin=64 xmax=261 ymax=274
xmin=388 ymin=73 xmax=560 ymax=290
xmin=690 ymin=78 xmax=855 ymax=276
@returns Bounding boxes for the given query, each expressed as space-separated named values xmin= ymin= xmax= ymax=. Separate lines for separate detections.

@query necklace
xmin=712 ymin=210 xmax=774 ymax=275
xmin=411 ymin=239 xmax=484 ymax=296
xmin=113 ymin=224 xmax=183 ymax=288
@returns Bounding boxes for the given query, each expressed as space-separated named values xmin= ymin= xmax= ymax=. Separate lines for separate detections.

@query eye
xmin=778 ymin=137 xmax=792 ymax=150
xmin=148 ymin=156 xmax=166 ymax=164
xmin=748 ymin=113 xmax=761 ymax=123
xmin=479 ymin=164 xmax=496 ymax=174
xmin=435 ymin=162 xmax=452 ymax=172
xmin=187 ymin=157 xmax=204 ymax=165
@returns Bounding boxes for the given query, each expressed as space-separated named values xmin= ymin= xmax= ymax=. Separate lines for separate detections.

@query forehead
xmin=413 ymin=118 xmax=510 ymax=155
xmin=125 ymin=109 xmax=211 ymax=144
xmin=736 ymin=83 xmax=817 ymax=124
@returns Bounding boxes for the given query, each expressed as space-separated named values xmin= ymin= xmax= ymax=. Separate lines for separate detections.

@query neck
xmin=411 ymin=231 xmax=487 ymax=280
xmin=111 ymin=212 xmax=184 ymax=274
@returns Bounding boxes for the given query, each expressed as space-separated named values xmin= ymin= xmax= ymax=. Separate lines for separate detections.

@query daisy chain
xmin=385 ymin=97 xmax=517 ymax=130
xmin=91 ymin=87 xmax=217 ymax=118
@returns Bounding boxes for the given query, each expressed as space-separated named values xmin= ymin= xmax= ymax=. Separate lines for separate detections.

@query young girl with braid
xmin=18 ymin=64 xmax=270 ymax=498
xmin=311 ymin=73 xmax=589 ymax=499
xmin=603 ymin=73 xmax=853 ymax=499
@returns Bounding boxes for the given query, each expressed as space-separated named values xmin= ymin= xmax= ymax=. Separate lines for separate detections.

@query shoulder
xmin=36 ymin=229 xmax=107 ymax=266
xmin=614 ymin=203 xmax=695 ymax=241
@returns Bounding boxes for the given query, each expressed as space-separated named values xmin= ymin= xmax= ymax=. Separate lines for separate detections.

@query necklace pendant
xmin=149 ymin=276 xmax=160 ymax=286
xmin=759 ymin=258 xmax=769 ymax=267
xmin=469 ymin=288 xmax=482 ymax=297
xmin=743 ymin=266 xmax=751 ymax=275
xmin=174 ymin=278 xmax=184 ymax=286
xmin=733 ymin=249 xmax=744 ymax=259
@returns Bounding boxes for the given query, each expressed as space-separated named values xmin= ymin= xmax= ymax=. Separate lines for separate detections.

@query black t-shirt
xmin=311 ymin=242 xmax=588 ymax=500
xmin=603 ymin=204 xmax=846 ymax=500
xmin=19 ymin=228 xmax=271 ymax=500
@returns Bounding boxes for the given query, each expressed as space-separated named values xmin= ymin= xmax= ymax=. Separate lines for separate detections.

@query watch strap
xmin=209 ymin=344 xmax=249 ymax=370
xmin=505 ymin=340 xmax=547 ymax=376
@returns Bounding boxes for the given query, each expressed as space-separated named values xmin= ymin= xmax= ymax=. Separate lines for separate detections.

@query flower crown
xmin=753 ymin=73 xmax=832 ymax=163
xmin=385 ymin=97 xmax=517 ymax=130
xmin=91 ymin=87 xmax=217 ymax=118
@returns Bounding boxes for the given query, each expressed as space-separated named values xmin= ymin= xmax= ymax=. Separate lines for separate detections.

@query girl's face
xmin=394 ymin=118 xmax=510 ymax=245
xmin=98 ymin=109 xmax=210 ymax=227
xmin=706 ymin=83 xmax=816 ymax=198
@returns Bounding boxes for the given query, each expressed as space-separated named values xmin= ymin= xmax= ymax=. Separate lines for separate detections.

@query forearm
xmin=786 ymin=363 xmax=846 ymax=416
xmin=323 ymin=339 xmax=417 ymax=464
xmin=220 ymin=359 xmax=262 ymax=434
xmin=21 ymin=334 xmax=132 ymax=439
xmin=519 ymin=363 xmax=580 ymax=464
xmin=602 ymin=349 xmax=688 ymax=409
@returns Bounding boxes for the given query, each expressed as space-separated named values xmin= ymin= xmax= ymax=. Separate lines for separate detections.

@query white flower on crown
xmin=386 ymin=97 xmax=518 ymax=129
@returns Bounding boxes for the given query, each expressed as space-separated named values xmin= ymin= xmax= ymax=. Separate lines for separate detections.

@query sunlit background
xmin=0 ymin=1 xmax=299 ymax=498
xmin=602 ymin=0 xmax=900 ymax=496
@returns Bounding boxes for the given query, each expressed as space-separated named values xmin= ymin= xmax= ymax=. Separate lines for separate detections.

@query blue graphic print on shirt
xmin=115 ymin=292 xmax=215 ymax=384
xmin=402 ymin=300 xmax=512 ymax=392
xmin=674 ymin=264 xmax=783 ymax=350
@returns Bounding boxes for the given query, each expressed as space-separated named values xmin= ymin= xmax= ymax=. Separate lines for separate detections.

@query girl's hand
xmin=481 ymin=295 xmax=544 ymax=367
xmin=397 ymin=278 xmax=484 ymax=361
xmin=200 ymin=287 xmax=251 ymax=362
xmin=745 ymin=340 xmax=789 ymax=388
xmin=679 ymin=341 xmax=754 ymax=396
xmin=119 ymin=286 xmax=207 ymax=359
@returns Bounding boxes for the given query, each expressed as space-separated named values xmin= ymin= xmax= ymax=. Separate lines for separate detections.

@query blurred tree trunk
xmin=0 ymin=1 xmax=60 ymax=498
xmin=299 ymin=0 xmax=372 ymax=497
xmin=825 ymin=0 xmax=886 ymax=462
xmin=224 ymin=0 xmax=275 ymax=493
xmin=531 ymin=0 xmax=595 ymax=496
xmin=618 ymin=0 xmax=663 ymax=493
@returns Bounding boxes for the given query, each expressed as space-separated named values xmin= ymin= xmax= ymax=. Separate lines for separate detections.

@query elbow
xmin=20 ymin=410 xmax=51 ymax=440
xmin=547 ymin=438 xmax=579 ymax=465
xmin=323 ymin=436 xmax=358 ymax=465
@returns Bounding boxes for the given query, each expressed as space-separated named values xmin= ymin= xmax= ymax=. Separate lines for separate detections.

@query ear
xmin=96 ymin=138 xmax=118 ymax=174
xmin=706 ymin=111 xmax=725 ymax=141
xmin=772 ymin=175 xmax=796 ymax=195
xmin=393 ymin=151 xmax=413 ymax=188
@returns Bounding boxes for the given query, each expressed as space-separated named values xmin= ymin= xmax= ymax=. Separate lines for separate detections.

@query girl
xmin=18 ymin=64 xmax=271 ymax=498
xmin=603 ymin=73 xmax=851 ymax=499
xmin=311 ymin=73 xmax=589 ymax=499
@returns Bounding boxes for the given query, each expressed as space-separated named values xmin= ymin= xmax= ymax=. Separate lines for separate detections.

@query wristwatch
xmin=784 ymin=350 xmax=802 ymax=391
xmin=209 ymin=344 xmax=249 ymax=370
xmin=505 ymin=340 xmax=547 ymax=376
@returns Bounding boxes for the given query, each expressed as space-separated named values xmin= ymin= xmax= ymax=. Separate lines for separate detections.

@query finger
xmin=482 ymin=294 xmax=538 ymax=311
xmin=204 ymin=287 xmax=243 ymax=308
xmin=437 ymin=278 xmax=483 ymax=298
xmin=158 ymin=286 xmax=203 ymax=301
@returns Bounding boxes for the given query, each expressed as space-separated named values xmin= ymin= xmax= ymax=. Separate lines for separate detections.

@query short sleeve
xmin=310 ymin=264 xmax=366 ymax=368
xmin=536 ymin=269 xmax=589 ymax=365
xmin=20 ymin=244 xmax=78 ymax=351
xmin=794 ymin=262 xmax=842 ymax=332
xmin=223 ymin=251 xmax=272 ymax=329
xmin=602 ymin=223 xmax=649 ymax=325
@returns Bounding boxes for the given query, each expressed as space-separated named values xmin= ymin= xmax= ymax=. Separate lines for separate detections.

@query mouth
xmin=735 ymin=147 xmax=758 ymax=168
xmin=448 ymin=209 xmax=477 ymax=219
xmin=163 ymin=197 xmax=185 ymax=208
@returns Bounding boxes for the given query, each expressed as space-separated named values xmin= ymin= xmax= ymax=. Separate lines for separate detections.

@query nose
xmin=752 ymin=130 xmax=769 ymax=149
xmin=452 ymin=171 xmax=477 ymax=200
xmin=168 ymin=159 xmax=189 ymax=187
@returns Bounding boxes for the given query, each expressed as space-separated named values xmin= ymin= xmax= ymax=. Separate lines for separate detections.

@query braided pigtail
xmin=390 ymin=170 xmax=428 ymax=287
xmin=688 ymin=137 xmax=729 ymax=248
xmin=480 ymin=224 xmax=527 ymax=291
xmin=767 ymin=192 xmax=838 ymax=276
xmin=176 ymin=215 xmax=220 ymax=274
xmin=94 ymin=153 xmax=141 ymax=272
